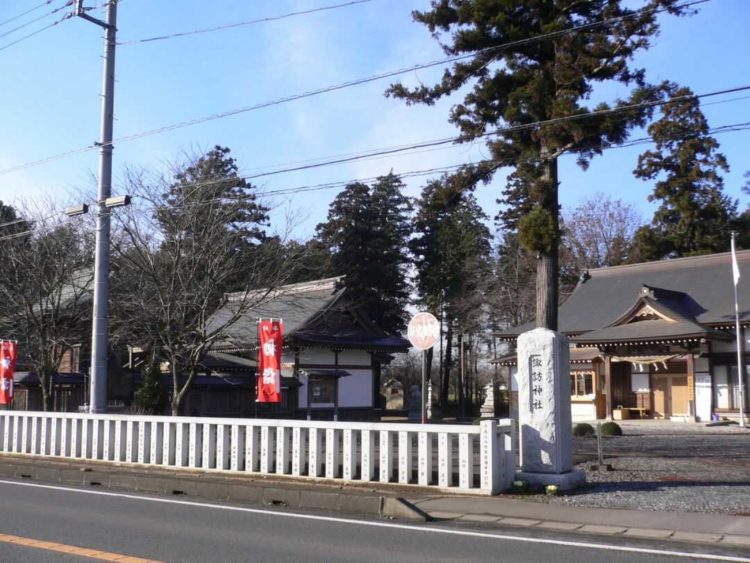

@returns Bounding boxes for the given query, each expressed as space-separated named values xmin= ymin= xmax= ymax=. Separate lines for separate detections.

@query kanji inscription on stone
xmin=529 ymin=354 xmax=543 ymax=411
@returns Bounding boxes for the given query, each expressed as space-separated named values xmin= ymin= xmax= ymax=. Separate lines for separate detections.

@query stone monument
xmin=384 ymin=378 xmax=404 ymax=410
xmin=480 ymin=380 xmax=500 ymax=418
xmin=515 ymin=328 xmax=585 ymax=490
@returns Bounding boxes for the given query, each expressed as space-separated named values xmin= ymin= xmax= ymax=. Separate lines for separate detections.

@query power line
xmin=0 ymin=0 xmax=711 ymax=177
xmin=2 ymin=83 xmax=747 ymax=192
xmin=101 ymin=0 xmax=716 ymax=146
xmin=116 ymin=114 xmax=750 ymax=205
xmin=239 ymin=86 xmax=750 ymax=181
xmin=7 ymin=120 xmax=748 ymax=232
xmin=231 ymin=96 xmax=750 ymax=178
xmin=128 ymin=162 xmax=477 ymax=215
xmin=0 ymin=0 xmax=55 ymax=28
xmin=0 ymin=2 xmax=73 ymax=53
xmin=153 ymin=93 xmax=750 ymax=181
xmin=0 ymin=203 xmax=93 ymax=233
xmin=122 ymin=117 xmax=750 ymax=210
xmin=255 ymin=119 xmax=748 ymax=192
xmin=264 ymin=163 xmax=470 ymax=197
xmin=118 ymin=0 xmax=373 ymax=46
xmin=0 ymin=218 xmax=30 ymax=231
xmin=0 ymin=230 xmax=33 ymax=242
xmin=0 ymin=0 xmax=68 ymax=39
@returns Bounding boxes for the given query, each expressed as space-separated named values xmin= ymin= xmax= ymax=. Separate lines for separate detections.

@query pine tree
xmin=160 ymin=146 xmax=269 ymax=248
xmin=411 ymin=174 xmax=492 ymax=406
xmin=269 ymin=238 xmax=332 ymax=285
xmin=315 ymin=174 xmax=413 ymax=334
xmin=632 ymin=85 xmax=739 ymax=259
xmin=388 ymin=0 xmax=691 ymax=329
xmin=113 ymin=149 xmax=289 ymax=416
xmin=369 ymin=173 xmax=414 ymax=332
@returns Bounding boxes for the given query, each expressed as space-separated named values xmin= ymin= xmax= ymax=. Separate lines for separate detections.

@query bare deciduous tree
xmin=562 ymin=194 xmax=642 ymax=272
xmin=0 ymin=202 xmax=93 ymax=411
xmin=112 ymin=161 xmax=301 ymax=416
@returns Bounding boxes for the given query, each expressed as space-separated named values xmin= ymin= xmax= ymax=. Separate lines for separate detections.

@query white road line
xmin=0 ymin=479 xmax=747 ymax=562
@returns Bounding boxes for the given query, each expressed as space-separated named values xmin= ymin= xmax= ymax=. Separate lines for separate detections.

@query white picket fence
xmin=0 ymin=412 xmax=516 ymax=494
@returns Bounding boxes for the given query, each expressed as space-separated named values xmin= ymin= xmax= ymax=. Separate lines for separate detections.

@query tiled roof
xmin=498 ymin=250 xmax=750 ymax=339
xmin=206 ymin=277 xmax=410 ymax=352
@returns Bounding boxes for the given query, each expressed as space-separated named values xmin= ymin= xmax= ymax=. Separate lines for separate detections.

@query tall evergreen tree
xmin=160 ymin=146 xmax=269 ymax=248
xmin=369 ymin=173 xmax=414 ymax=332
xmin=411 ymin=174 xmax=492 ymax=406
xmin=632 ymin=85 xmax=739 ymax=259
xmin=315 ymin=174 xmax=413 ymax=334
xmin=388 ymin=0 xmax=691 ymax=329
xmin=267 ymin=238 xmax=332 ymax=285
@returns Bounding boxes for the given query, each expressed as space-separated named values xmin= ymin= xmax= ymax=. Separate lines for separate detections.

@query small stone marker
xmin=480 ymin=380 xmax=500 ymax=418
xmin=515 ymin=328 xmax=585 ymax=490
xmin=384 ymin=378 xmax=404 ymax=410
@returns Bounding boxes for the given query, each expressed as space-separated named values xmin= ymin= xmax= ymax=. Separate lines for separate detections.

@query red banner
xmin=257 ymin=320 xmax=283 ymax=403
xmin=0 ymin=341 xmax=17 ymax=406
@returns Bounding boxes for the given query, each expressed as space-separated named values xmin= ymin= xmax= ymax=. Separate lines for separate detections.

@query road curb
xmin=381 ymin=497 xmax=429 ymax=521
xmin=4 ymin=454 xmax=747 ymax=549
xmin=0 ymin=455 xmax=427 ymax=522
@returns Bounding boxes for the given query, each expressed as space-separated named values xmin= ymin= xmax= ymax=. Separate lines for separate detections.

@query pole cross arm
xmin=75 ymin=0 xmax=115 ymax=29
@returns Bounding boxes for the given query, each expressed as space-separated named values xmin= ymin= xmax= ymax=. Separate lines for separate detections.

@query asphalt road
xmin=0 ymin=479 xmax=745 ymax=563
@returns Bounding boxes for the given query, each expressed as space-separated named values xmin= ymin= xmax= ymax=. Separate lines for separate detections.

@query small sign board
xmin=407 ymin=312 xmax=440 ymax=350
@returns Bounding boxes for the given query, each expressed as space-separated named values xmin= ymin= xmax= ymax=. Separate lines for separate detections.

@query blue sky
xmin=1 ymin=0 xmax=748 ymax=239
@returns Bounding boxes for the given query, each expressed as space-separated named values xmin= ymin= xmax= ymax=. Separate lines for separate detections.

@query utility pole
xmin=76 ymin=0 xmax=118 ymax=413
xmin=731 ymin=231 xmax=746 ymax=428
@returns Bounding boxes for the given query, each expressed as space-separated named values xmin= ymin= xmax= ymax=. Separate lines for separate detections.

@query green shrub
xmin=511 ymin=480 xmax=529 ymax=493
xmin=573 ymin=423 xmax=595 ymax=437
xmin=600 ymin=421 xmax=623 ymax=436
xmin=133 ymin=357 xmax=166 ymax=415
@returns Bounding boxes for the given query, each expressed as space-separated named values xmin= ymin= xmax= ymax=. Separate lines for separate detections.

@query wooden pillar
xmin=370 ymin=352 xmax=381 ymax=411
xmin=306 ymin=373 xmax=312 ymax=422
xmin=686 ymin=350 xmax=696 ymax=422
xmin=294 ymin=349 xmax=300 ymax=416
xmin=604 ymin=356 xmax=613 ymax=420
xmin=706 ymin=340 xmax=715 ymax=417
xmin=334 ymin=351 xmax=340 ymax=422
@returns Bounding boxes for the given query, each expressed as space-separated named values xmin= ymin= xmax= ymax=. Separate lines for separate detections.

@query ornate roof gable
xmin=609 ymin=286 xmax=694 ymax=327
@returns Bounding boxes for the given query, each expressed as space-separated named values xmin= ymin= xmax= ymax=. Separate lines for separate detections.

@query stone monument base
xmin=515 ymin=469 xmax=586 ymax=491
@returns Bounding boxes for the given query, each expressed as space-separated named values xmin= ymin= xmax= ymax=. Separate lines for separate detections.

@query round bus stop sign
xmin=407 ymin=312 xmax=440 ymax=350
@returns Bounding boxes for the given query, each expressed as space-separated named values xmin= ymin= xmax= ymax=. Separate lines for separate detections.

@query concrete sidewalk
xmin=409 ymin=494 xmax=750 ymax=549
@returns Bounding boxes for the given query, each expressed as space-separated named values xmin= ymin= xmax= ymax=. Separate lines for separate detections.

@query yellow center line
xmin=0 ymin=532 xmax=163 ymax=562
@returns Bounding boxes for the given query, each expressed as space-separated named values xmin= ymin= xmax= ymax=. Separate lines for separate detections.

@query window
xmin=572 ymin=371 xmax=594 ymax=397
xmin=310 ymin=377 xmax=336 ymax=404
xmin=713 ymin=364 xmax=750 ymax=410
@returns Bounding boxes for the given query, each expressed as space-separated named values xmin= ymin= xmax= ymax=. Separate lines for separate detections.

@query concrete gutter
xmin=0 ymin=455 xmax=427 ymax=522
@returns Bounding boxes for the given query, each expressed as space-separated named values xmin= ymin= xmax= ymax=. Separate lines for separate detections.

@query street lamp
xmin=64 ymin=204 xmax=89 ymax=217
xmin=104 ymin=195 xmax=131 ymax=209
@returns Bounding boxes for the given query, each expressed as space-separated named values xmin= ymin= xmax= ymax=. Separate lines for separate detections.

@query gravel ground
xmin=516 ymin=420 xmax=750 ymax=515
